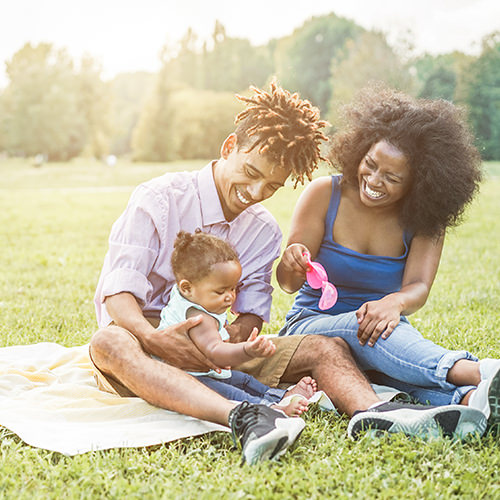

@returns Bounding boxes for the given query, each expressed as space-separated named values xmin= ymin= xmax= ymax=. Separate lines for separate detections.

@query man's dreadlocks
xmin=235 ymin=80 xmax=329 ymax=186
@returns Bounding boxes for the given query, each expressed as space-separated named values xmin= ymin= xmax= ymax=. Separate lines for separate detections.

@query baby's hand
xmin=244 ymin=328 xmax=276 ymax=358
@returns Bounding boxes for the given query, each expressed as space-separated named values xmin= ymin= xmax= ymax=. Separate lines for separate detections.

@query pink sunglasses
xmin=303 ymin=251 xmax=338 ymax=310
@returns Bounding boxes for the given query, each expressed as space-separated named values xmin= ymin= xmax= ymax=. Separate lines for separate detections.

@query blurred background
xmin=1 ymin=0 xmax=499 ymax=165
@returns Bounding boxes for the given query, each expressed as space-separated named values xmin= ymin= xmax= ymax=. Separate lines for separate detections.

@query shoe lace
xmin=229 ymin=401 xmax=259 ymax=448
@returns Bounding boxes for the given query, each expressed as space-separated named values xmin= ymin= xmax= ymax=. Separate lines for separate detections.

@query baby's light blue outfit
xmin=158 ymin=285 xmax=285 ymax=405
xmin=159 ymin=285 xmax=231 ymax=379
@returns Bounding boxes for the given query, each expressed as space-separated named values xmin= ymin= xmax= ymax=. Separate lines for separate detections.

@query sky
xmin=1 ymin=0 xmax=499 ymax=86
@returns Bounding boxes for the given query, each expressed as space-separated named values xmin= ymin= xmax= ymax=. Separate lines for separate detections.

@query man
xmin=90 ymin=82 xmax=486 ymax=465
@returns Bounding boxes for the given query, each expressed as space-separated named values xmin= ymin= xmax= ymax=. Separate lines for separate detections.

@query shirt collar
xmin=198 ymin=161 xmax=227 ymax=227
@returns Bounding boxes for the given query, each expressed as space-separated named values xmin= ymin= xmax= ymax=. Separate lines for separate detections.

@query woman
xmin=277 ymin=85 xmax=500 ymax=430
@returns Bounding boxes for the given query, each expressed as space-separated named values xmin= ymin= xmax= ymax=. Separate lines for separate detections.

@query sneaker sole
xmin=348 ymin=405 xmax=487 ymax=441
xmin=487 ymin=368 xmax=500 ymax=430
xmin=243 ymin=417 xmax=306 ymax=465
xmin=243 ymin=427 xmax=290 ymax=465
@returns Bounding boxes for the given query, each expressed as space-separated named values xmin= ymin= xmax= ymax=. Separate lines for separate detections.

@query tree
xmin=274 ymin=14 xmax=363 ymax=113
xmin=461 ymin=33 xmax=500 ymax=160
xmin=327 ymin=31 xmax=415 ymax=127
xmin=200 ymin=21 xmax=272 ymax=92
xmin=76 ymin=56 xmax=113 ymax=158
xmin=169 ymin=88 xmax=243 ymax=159
xmin=2 ymin=43 xmax=86 ymax=160
xmin=109 ymin=72 xmax=154 ymax=156
xmin=131 ymin=52 xmax=175 ymax=161
xmin=412 ymin=52 xmax=472 ymax=101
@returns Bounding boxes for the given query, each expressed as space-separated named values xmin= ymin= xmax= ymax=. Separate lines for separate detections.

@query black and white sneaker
xmin=348 ymin=401 xmax=487 ymax=441
xmin=228 ymin=401 xmax=305 ymax=465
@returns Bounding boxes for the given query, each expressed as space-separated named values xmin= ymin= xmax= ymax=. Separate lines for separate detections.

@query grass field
xmin=0 ymin=158 xmax=499 ymax=499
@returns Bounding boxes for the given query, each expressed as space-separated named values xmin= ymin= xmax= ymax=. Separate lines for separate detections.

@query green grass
xmin=0 ymin=158 xmax=499 ymax=499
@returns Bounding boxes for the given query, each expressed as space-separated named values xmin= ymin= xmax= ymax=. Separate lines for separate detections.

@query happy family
xmin=89 ymin=81 xmax=499 ymax=465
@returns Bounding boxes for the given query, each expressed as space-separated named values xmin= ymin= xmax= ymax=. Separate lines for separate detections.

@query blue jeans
xmin=195 ymin=370 xmax=286 ymax=406
xmin=280 ymin=309 xmax=477 ymax=405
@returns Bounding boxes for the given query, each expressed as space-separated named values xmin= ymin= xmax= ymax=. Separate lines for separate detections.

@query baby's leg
xmin=284 ymin=376 xmax=317 ymax=399
xmin=195 ymin=375 xmax=271 ymax=406
xmin=270 ymin=376 xmax=319 ymax=417
xmin=272 ymin=397 xmax=309 ymax=417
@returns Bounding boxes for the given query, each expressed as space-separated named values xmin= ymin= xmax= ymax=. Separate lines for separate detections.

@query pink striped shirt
xmin=94 ymin=162 xmax=282 ymax=327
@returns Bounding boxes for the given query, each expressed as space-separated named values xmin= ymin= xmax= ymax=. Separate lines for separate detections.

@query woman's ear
xmin=178 ymin=279 xmax=192 ymax=297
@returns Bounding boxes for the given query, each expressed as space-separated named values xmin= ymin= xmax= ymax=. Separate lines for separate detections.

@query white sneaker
xmin=479 ymin=358 xmax=500 ymax=380
xmin=468 ymin=361 xmax=500 ymax=429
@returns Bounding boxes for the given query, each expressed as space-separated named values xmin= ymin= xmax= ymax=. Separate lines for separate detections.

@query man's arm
xmin=225 ymin=313 xmax=263 ymax=343
xmin=105 ymin=292 xmax=222 ymax=372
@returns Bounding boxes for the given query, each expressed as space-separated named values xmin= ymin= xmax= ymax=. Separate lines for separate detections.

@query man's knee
xmin=90 ymin=326 xmax=137 ymax=369
xmin=301 ymin=334 xmax=350 ymax=355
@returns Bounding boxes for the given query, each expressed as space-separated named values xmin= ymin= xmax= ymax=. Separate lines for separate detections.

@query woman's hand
xmin=355 ymin=295 xmax=403 ymax=347
xmin=243 ymin=328 xmax=276 ymax=358
xmin=280 ymin=243 xmax=311 ymax=276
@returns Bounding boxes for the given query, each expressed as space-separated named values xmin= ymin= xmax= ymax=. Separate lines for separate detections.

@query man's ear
xmin=178 ymin=279 xmax=192 ymax=297
xmin=220 ymin=133 xmax=237 ymax=159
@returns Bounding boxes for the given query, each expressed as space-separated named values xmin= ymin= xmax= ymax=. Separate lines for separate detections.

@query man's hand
xmin=243 ymin=328 xmax=276 ymax=358
xmin=141 ymin=315 xmax=223 ymax=372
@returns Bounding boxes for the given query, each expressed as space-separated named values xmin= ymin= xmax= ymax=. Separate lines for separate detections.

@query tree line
xmin=0 ymin=14 xmax=499 ymax=162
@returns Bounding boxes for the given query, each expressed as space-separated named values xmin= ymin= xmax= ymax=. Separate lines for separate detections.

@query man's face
xmin=213 ymin=134 xmax=290 ymax=222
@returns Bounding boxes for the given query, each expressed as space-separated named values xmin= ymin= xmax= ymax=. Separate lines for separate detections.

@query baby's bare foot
xmin=284 ymin=376 xmax=317 ymax=400
xmin=273 ymin=396 xmax=309 ymax=417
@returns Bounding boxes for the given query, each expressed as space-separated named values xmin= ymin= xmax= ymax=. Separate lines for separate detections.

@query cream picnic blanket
xmin=0 ymin=342 xmax=228 ymax=455
xmin=0 ymin=342 xmax=401 ymax=455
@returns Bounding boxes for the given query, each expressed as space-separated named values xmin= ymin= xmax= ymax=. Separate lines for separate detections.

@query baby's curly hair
xmin=171 ymin=230 xmax=239 ymax=283
xmin=330 ymin=85 xmax=482 ymax=237
xmin=235 ymin=80 xmax=330 ymax=187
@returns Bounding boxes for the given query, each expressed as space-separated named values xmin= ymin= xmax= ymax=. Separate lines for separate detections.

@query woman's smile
xmin=362 ymin=180 xmax=385 ymax=200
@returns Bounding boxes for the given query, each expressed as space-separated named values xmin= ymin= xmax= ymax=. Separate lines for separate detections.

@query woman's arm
xmin=356 ymin=233 xmax=445 ymax=346
xmin=186 ymin=309 xmax=275 ymax=367
xmin=276 ymin=177 xmax=332 ymax=293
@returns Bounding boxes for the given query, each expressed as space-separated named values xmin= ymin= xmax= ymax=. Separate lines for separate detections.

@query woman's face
xmin=357 ymin=140 xmax=412 ymax=209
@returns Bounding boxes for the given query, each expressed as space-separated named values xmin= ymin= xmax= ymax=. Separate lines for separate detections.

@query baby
xmin=157 ymin=230 xmax=317 ymax=416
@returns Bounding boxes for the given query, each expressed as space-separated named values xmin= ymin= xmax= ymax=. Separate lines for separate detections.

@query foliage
xmin=109 ymin=72 xmax=155 ymax=156
xmin=131 ymin=62 xmax=176 ymax=162
xmin=1 ymin=43 xmax=86 ymax=160
xmin=412 ymin=52 xmax=473 ymax=101
xmin=169 ymin=88 xmax=243 ymax=159
xmin=275 ymin=14 xmax=363 ymax=113
xmin=460 ymin=33 xmax=500 ymax=160
xmin=166 ymin=22 xmax=273 ymax=93
xmin=2 ymin=17 xmax=500 ymax=161
xmin=327 ymin=31 xmax=415 ymax=127
xmin=0 ymin=43 xmax=113 ymax=161
xmin=76 ymin=56 xmax=114 ymax=158
xmin=0 ymin=159 xmax=499 ymax=498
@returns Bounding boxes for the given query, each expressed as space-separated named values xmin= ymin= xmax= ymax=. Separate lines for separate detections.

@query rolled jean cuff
xmin=451 ymin=384 xmax=476 ymax=405
xmin=436 ymin=350 xmax=478 ymax=390
xmin=265 ymin=387 xmax=287 ymax=404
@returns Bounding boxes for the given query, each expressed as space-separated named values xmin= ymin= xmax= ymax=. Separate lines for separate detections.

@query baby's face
xmin=188 ymin=260 xmax=242 ymax=315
